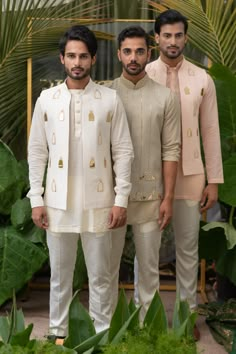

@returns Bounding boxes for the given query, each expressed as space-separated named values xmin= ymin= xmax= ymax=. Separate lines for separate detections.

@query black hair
xmin=118 ymin=26 xmax=150 ymax=49
xmin=154 ymin=9 xmax=188 ymax=34
xmin=59 ymin=25 xmax=97 ymax=57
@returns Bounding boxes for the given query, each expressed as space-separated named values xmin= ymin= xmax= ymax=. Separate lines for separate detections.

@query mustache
xmin=167 ymin=45 xmax=179 ymax=49
xmin=72 ymin=66 xmax=84 ymax=71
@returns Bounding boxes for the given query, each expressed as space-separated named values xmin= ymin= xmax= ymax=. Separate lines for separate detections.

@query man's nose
xmin=74 ymin=56 xmax=80 ymax=66
xmin=170 ymin=36 xmax=177 ymax=46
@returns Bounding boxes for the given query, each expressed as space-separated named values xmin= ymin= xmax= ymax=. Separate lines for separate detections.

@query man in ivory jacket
xmin=27 ymin=25 xmax=134 ymax=338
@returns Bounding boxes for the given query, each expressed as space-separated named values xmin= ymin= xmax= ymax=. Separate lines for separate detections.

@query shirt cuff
xmin=114 ymin=195 xmax=128 ymax=208
xmin=28 ymin=196 xmax=44 ymax=208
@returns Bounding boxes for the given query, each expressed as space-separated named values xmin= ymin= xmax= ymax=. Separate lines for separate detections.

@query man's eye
xmin=136 ymin=49 xmax=145 ymax=55
xmin=123 ymin=49 xmax=131 ymax=55
xmin=80 ymin=54 xmax=89 ymax=59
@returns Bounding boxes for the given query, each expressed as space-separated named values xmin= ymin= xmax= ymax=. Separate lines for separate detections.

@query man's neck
xmin=66 ymin=76 xmax=90 ymax=89
xmin=160 ymin=54 xmax=184 ymax=68
xmin=122 ymin=70 xmax=146 ymax=85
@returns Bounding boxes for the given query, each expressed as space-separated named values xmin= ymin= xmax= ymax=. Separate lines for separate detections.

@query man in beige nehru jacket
xmin=109 ymin=25 xmax=181 ymax=321
xmin=146 ymin=9 xmax=223 ymax=340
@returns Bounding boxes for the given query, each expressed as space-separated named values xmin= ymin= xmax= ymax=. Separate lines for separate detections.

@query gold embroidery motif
xmin=184 ymin=87 xmax=190 ymax=95
xmin=98 ymin=132 xmax=102 ymax=145
xmin=201 ymin=88 xmax=204 ymax=96
xmin=90 ymin=158 xmax=95 ymax=168
xmin=53 ymin=90 xmax=60 ymax=99
xmin=130 ymin=190 xmax=161 ymax=202
xmin=44 ymin=113 xmax=48 ymax=122
xmin=51 ymin=179 xmax=56 ymax=192
xmin=52 ymin=133 xmax=56 ymax=145
xmin=89 ymin=111 xmax=95 ymax=121
xmin=139 ymin=173 xmax=156 ymax=181
xmin=58 ymin=158 xmax=63 ymax=168
xmin=59 ymin=110 xmax=64 ymax=121
xmin=94 ymin=89 xmax=101 ymax=99
xmin=187 ymin=128 xmax=192 ymax=137
xmin=106 ymin=111 xmax=112 ymax=122
xmin=97 ymin=180 xmax=104 ymax=192
xmin=104 ymin=158 xmax=107 ymax=168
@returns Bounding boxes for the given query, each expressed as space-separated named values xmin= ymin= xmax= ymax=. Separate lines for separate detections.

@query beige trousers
xmin=115 ymin=221 xmax=162 ymax=320
xmin=47 ymin=227 xmax=126 ymax=336
xmin=134 ymin=199 xmax=201 ymax=311
xmin=173 ymin=199 xmax=200 ymax=309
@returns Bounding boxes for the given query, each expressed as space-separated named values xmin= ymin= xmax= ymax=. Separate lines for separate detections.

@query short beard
xmin=123 ymin=63 xmax=146 ymax=76
xmin=65 ymin=67 xmax=91 ymax=81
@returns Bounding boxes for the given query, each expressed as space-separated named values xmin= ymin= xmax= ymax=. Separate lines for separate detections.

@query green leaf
xmin=0 ymin=141 xmax=26 ymax=215
xmin=108 ymin=289 xmax=130 ymax=342
xmin=219 ymin=155 xmax=236 ymax=207
xmin=199 ymin=221 xmax=227 ymax=260
xmin=172 ymin=299 xmax=197 ymax=338
xmin=64 ymin=292 xmax=96 ymax=349
xmin=0 ymin=317 xmax=10 ymax=344
xmin=0 ymin=226 xmax=48 ymax=305
xmin=109 ymin=307 xmax=141 ymax=345
xmin=9 ymin=323 xmax=33 ymax=346
xmin=10 ymin=198 xmax=32 ymax=230
xmin=73 ymin=329 xmax=108 ymax=354
xmin=143 ymin=291 xmax=168 ymax=336
xmin=203 ymin=222 xmax=236 ymax=249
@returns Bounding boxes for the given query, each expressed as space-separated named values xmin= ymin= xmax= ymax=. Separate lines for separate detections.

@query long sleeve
xmin=111 ymin=94 xmax=134 ymax=208
xmin=27 ymin=98 xmax=48 ymax=208
xmin=162 ymin=91 xmax=181 ymax=162
xmin=200 ymin=74 xmax=224 ymax=183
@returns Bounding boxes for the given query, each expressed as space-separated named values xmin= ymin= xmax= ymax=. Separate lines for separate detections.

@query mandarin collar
xmin=120 ymin=74 xmax=150 ymax=89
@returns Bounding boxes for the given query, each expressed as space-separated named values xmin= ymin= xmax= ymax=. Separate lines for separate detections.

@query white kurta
xmin=47 ymin=89 xmax=111 ymax=233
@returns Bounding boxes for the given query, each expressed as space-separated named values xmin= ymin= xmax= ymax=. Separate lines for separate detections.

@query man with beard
xmin=146 ymin=9 xmax=223 ymax=340
xmin=109 ymin=26 xmax=181 ymax=320
xmin=27 ymin=25 xmax=134 ymax=339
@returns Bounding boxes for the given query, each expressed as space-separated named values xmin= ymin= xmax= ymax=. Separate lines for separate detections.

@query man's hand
xmin=200 ymin=183 xmax=218 ymax=213
xmin=32 ymin=206 xmax=49 ymax=229
xmin=158 ymin=197 xmax=173 ymax=231
xmin=108 ymin=206 xmax=127 ymax=229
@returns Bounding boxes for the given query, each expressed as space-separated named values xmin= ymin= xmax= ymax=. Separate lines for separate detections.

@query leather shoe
xmin=193 ymin=324 xmax=200 ymax=341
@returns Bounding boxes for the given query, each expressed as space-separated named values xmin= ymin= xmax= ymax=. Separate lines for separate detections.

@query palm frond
xmin=146 ymin=0 xmax=236 ymax=72
xmin=0 ymin=0 xmax=112 ymax=150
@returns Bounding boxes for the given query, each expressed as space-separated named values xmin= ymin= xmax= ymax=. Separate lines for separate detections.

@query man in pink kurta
xmin=145 ymin=9 xmax=223 ymax=340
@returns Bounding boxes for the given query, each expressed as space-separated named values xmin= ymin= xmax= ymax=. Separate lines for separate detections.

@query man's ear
xmin=117 ymin=49 xmax=121 ymax=61
xmin=154 ymin=33 xmax=159 ymax=45
xmin=92 ymin=54 xmax=96 ymax=65
xmin=60 ymin=53 xmax=65 ymax=65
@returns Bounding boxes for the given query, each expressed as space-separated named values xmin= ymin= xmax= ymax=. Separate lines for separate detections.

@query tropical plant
xmin=0 ymin=0 xmax=113 ymax=155
xmin=0 ymin=289 xmax=198 ymax=353
xmin=0 ymin=140 xmax=48 ymax=306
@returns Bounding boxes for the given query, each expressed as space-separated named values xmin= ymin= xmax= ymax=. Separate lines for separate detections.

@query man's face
xmin=155 ymin=22 xmax=187 ymax=60
xmin=118 ymin=37 xmax=151 ymax=78
xmin=60 ymin=40 xmax=96 ymax=82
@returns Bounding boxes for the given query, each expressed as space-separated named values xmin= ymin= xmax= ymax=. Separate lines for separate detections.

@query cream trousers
xmin=47 ymin=227 xmax=126 ymax=336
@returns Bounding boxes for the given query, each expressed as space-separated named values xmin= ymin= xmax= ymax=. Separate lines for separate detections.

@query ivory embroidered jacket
xmin=27 ymin=79 xmax=134 ymax=210
xmin=146 ymin=58 xmax=223 ymax=183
